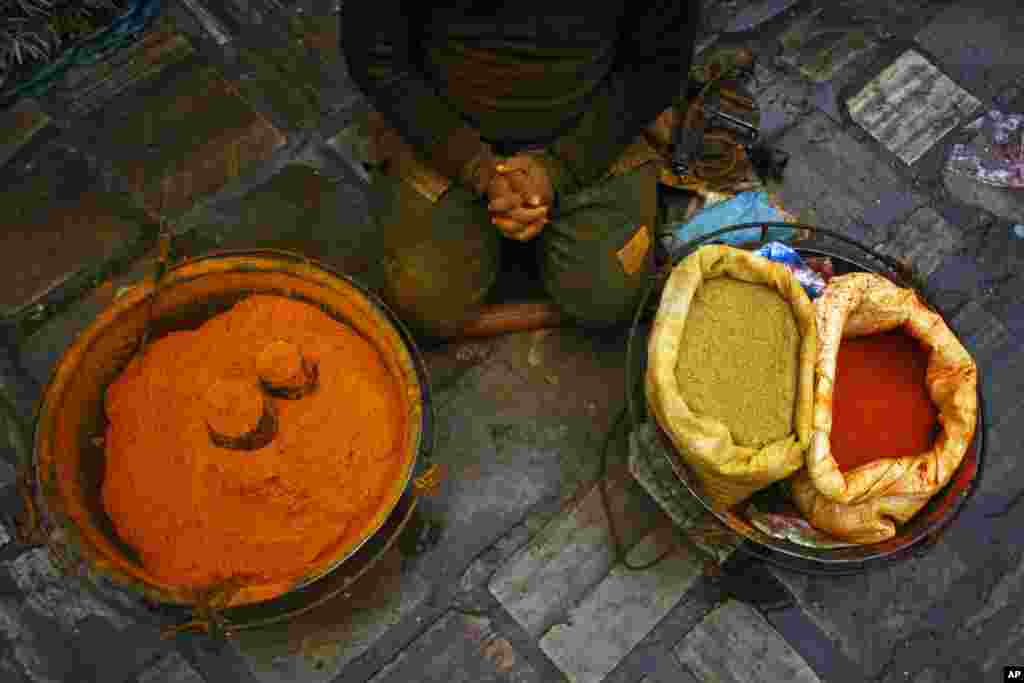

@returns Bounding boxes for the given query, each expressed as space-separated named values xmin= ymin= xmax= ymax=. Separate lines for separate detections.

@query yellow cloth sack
xmin=792 ymin=273 xmax=978 ymax=544
xmin=645 ymin=245 xmax=817 ymax=508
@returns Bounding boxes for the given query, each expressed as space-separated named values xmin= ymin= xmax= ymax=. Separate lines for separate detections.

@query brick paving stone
xmin=874 ymin=206 xmax=961 ymax=280
xmin=845 ymin=514 xmax=1024 ymax=682
xmin=539 ymin=528 xmax=705 ymax=683
xmin=770 ymin=540 xmax=971 ymax=679
xmin=235 ymin=548 xmax=431 ymax=683
xmin=0 ymin=542 xmax=168 ymax=683
xmin=627 ymin=423 xmax=742 ymax=565
xmin=998 ymin=309 xmax=1024 ymax=349
xmin=626 ymin=646 xmax=702 ymax=683
xmin=0 ymin=601 xmax=76 ymax=683
xmin=138 ymin=651 xmax=206 ymax=683
xmin=718 ymin=0 xmax=801 ymax=34
xmin=978 ymin=342 xmax=1024 ymax=427
xmin=847 ymin=50 xmax=981 ymax=166
xmin=422 ymin=338 xmax=500 ymax=400
xmin=776 ymin=7 xmax=880 ymax=83
xmin=165 ymin=0 xmax=234 ymax=46
xmin=916 ymin=0 xmax=1024 ymax=104
xmin=967 ymin=225 xmax=1024 ymax=300
xmin=52 ymin=22 xmax=195 ymax=118
xmin=6 ymin=548 xmax=131 ymax=632
xmin=289 ymin=12 xmax=366 ymax=133
xmin=748 ymin=63 xmax=814 ymax=139
xmin=926 ymin=215 xmax=1024 ymax=314
xmin=74 ymin=617 xmax=173 ymax=683
xmin=457 ymin=504 xmax=557 ymax=599
xmin=0 ymin=100 xmax=50 ymax=169
xmin=964 ymin=551 xmax=1024 ymax=635
xmin=944 ymin=171 xmax=1024 ymax=225
xmin=178 ymin=637 xmax=268 ymax=683
xmin=926 ymin=253 xmax=992 ymax=316
xmin=806 ymin=39 xmax=916 ymax=127
xmin=581 ymin=578 xmax=728 ymax=683
xmin=0 ymin=141 xmax=154 ymax=317
xmin=0 ymin=654 xmax=30 ymax=683
xmin=979 ymin=402 xmax=1024 ymax=503
xmin=220 ymin=0 xmax=292 ymax=29
xmin=87 ymin=63 xmax=286 ymax=217
xmin=488 ymin=474 xmax=663 ymax=638
xmin=19 ymin=249 xmax=157 ymax=387
xmin=367 ymin=611 xmax=543 ymax=683
xmin=910 ymin=668 xmax=943 ymax=683
xmin=987 ymin=277 xmax=1024 ymax=339
xmin=326 ymin=122 xmax=372 ymax=184
xmin=960 ymin=552 xmax=1024 ymax=676
xmin=183 ymin=162 xmax=377 ymax=281
xmin=774 ymin=0 xmax=950 ymax=85
xmin=674 ymin=600 xmax=822 ymax=683
xmin=809 ymin=80 xmax=845 ymax=124
xmin=859 ymin=188 xmax=927 ymax=234
xmin=949 ymin=299 xmax=1015 ymax=366
xmin=419 ymin=328 xmax=631 ymax=579
xmin=233 ymin=43 xmax=324 ymax=131
xmin=0 ymin=512 xmax=10 ymax=549
xmin=292 ymin=13 xmax=342 ymax=70
xmin=697 ymin=0 xmax=767 ymax=38
xmin=772 ymin=112 xmax=924 ymax=241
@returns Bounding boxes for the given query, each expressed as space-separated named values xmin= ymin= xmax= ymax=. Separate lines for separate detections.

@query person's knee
xmin=371 ymin=173 xmax=500 ymax=341
xmin=381 ymin=245 xmax=497 ymax=341
xmin=539 ymin=167 xmax=656 ymax=330
xmin=543 ymin=261 xmax=646 ymax=329
xmin=540 ymin=220 xmax=651 ymax=329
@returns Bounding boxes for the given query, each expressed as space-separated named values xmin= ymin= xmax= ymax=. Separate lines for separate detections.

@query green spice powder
xmin=674 ymin=277 xmax=800 ymax=448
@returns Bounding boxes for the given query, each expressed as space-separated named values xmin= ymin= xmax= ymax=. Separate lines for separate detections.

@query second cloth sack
xmin=791 ymin=273 xmax=978 ymax=544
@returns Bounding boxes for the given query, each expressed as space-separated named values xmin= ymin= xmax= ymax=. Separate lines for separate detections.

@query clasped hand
xmin=481 ymin=155 xmax=555 ymax=242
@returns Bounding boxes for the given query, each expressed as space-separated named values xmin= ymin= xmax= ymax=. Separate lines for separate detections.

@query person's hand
xmin=486 ymin=155 xmax=555 ymax=242
xmin=486 ymin=173 xmax=549 ymax=241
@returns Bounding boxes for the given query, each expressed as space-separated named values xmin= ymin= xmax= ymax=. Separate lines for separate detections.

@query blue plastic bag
xmin=661 ymin=191 xmax=796 ymax=258
xmin=754 ymin=242 xmax=826 ymax=299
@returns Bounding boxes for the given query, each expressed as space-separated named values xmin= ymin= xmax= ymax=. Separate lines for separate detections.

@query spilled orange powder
xmin=101 ymin=295 xmax=406 ymax=590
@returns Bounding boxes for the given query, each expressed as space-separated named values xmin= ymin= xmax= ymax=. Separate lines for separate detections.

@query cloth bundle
xmin=790 ymin=273 xmax=979 ymax=544
xmin=646 ymin=245 xmax=818 ymax=508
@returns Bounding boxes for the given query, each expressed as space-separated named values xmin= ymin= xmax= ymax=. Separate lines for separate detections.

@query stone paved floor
xmin=2 ymin=1 xmax=1024 ymax=681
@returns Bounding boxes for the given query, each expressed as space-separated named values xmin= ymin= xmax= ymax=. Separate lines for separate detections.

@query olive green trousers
xmin=368 ymin=139 xmax=662 ymax=340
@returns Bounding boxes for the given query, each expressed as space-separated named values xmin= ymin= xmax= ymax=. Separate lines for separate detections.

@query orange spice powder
xmin=101 ymin=295 xmax=407 ymax=590
xmin=830 ymin=330 xmax=939 ymax=473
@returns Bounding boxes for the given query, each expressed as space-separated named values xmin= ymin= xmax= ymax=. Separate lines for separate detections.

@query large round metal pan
xmin=28 ymin=250 xmax=433 ymax=606
xmin=627 ymin=224 xmax=985 ymax=573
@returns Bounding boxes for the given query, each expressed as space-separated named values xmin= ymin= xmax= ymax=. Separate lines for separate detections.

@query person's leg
xmin=539 ymin=158 xmax=660 ymax=328
xmin=369 ymin=167 xmax=501 ymax=341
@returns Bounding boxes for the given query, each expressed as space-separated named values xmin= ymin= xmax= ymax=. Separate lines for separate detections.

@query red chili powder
xmin=830 ymin=331 xmax=939 ymax=472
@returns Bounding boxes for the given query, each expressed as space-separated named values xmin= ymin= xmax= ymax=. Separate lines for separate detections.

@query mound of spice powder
xmin=674 ymin=277 xmax=800 ymax=448
xmin=101 ymin=295 xmax=406 ymax=590
xmin=829 ymin=331 xmax=939 ymax=472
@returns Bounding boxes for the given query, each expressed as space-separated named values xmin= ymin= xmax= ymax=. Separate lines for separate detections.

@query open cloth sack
xmin=646 ymin=245 xmax=817 ymax=509
xmin=791 ymin=273 xmax=979 ymax=544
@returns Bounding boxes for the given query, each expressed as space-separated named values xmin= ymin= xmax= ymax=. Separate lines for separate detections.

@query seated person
xmin=341 ymin=0 xmax=702 ymax=340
